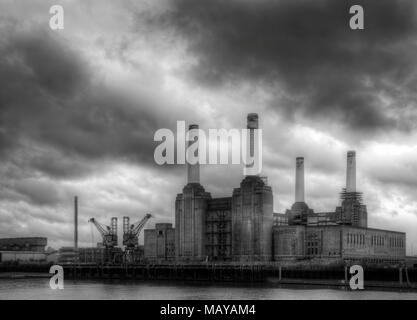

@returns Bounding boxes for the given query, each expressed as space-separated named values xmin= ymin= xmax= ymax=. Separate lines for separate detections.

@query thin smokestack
xmin=346 ymin=151 xmax=356 ymax=192
xmin=245 ymin=113 xmax=259 ymax=176
xmin=295 ymin=157 xmax=305 ymax=202
xmin=187 ymin=124 xmax=200 ymax=184
xmin=74 ymin=196 xmax=78 ymax=251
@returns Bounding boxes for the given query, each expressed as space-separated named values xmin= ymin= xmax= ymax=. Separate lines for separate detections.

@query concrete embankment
xmin=61 ymin=263 xmax=417 ymax=291
xmin=1 ymin=263 xmax=417 ymax=291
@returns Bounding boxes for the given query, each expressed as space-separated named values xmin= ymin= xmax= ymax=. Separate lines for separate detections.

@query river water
xmin=1 ymin=278 xmax=417 ymax=299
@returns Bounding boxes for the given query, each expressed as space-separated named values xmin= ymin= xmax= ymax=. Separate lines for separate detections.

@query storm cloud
xmin=155 ymin=0 xmax=417 ymax=134
xmin=0 ymin=24 xmax=171 ymax=180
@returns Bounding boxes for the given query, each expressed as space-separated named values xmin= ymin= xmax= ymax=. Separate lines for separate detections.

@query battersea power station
xmin=144 ymin=114 xmax=406 ymax=266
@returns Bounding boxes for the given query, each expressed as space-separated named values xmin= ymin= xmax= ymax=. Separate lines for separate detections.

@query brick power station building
xmin=144 ymin=114 xmax=406 ymax=265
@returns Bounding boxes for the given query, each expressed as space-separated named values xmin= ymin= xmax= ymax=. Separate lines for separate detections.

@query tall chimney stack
xmin=295 ymin=157 xmax=305 ymax=202
xmin=346 ymin=151 xmax=356 ymax=193
xmin=187 ymin=124 xmax=200 ymax=184
xmin=245 ymin=113 xmax=259 ymax=176
xmin=74 ymin=196 xmax=78 ymax=251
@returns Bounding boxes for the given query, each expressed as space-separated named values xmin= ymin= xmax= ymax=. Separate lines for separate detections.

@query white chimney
xmin=295 ymin=157 xmax=305 ymax=202
xmin=244 ymin=113 xmax=259 ymax=176
xmin=187 ymin=124 xmax=200 ymax=184
xmin=346 ymin=151 xmax=356 ymax=192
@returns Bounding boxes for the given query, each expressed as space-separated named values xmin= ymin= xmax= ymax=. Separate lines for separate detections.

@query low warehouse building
xmin=144 ymin=223 xmax=175 ymax=262
xmin=0 ymin=237 xmax=47 ymax=252
xmin=0 ymin=237 xmax=47 ymax=263
xmin=273 ymin=225 xmax=406 ymax=265
xmin=0 ymin=251 xmax=46 ymax=263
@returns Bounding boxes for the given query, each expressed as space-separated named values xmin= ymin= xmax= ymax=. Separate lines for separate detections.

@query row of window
xmin=347 ymin=233 xmax=405 ymax=248
xmin=371 ymin=235 xmax=404 ymax=248
xmin=388 ymin=237 xmax=404 ymax=248
xmin=347 ymin=233 xmax=365 ymax=246
xmin=371 ymin=235 xmax=385 ymax=246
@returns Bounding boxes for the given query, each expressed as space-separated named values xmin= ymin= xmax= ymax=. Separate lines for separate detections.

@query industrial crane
xmin=123 ymin=213 xmax=152 ymax=249
xmin=88 ymin=217 xmax=118 ymax=248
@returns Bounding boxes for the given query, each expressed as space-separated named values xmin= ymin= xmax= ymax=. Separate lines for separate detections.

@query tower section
xmin=232 ymin=176 xmax=273 ymax=261
xmin=232 ymin=114 xmax=273 ymax=261
xmin=175 ymin=124 xmax=211 ymax=261
xmin=287 ymin=157 xmax=313 ymax=225
xmin=336 ymin=151 xmax=367 ymax=227
xmin=175 ymin=184 xmax=211 ymax=260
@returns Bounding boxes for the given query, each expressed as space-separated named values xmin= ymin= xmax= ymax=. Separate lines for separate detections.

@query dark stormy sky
xmin=1 ymin=0 xmax=417 ymax=252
